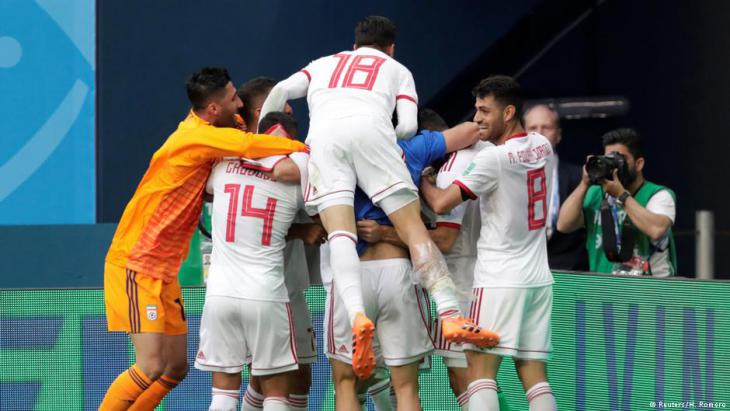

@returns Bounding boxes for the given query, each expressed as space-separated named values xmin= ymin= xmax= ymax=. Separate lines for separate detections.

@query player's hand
xmin=601 ymin=169 xmax=625 ymax=198
xmin=357 ymin=220 xmax=383 ymax=243
xmin=301 ymin=223 xmax=327 ymax=245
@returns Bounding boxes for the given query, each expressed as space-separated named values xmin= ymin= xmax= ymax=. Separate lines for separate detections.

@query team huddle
xmin=100 ymin=16 xmax=557 ymax=411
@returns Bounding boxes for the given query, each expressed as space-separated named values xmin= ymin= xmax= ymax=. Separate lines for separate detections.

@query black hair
xmin=259 ymin=111 xmax=298 ymax=138
xmin=237 ymin=77 xmax=277 ymax=127
xmin=418 ymin=108 xmax=449 ymax=132
xmin=186 ymin=67 xmax=231 ymax=110
xmin=354 ymin=16 xmax=396 ymax=51
xmin=472 ymin=75 xmax=523 ymax=117
xmin=602 ymin=128 xmax=644 ymax=158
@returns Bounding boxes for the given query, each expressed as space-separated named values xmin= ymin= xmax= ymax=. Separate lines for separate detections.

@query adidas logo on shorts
xmin=196 ymin=351 xmax=206 ymax=361
xmin=338 ymin=344 xmax=348 ymax=354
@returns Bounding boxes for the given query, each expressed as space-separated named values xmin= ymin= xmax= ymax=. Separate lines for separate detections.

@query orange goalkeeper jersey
xmin=105 ymin=111 xmax=308 ymax=282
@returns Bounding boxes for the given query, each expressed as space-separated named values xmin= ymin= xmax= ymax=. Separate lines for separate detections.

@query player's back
xmin=206 ymin=157 xmax=305 ymax=302
xmin=303 ymin=47 xmax=416 ymax=123
xmin=459 ymin=132 xmax=555 ymax=287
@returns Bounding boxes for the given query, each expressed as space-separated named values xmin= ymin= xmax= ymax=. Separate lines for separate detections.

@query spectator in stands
xmin=523 ymin=104 xmax=588 ymax=271
xmin=557 ymin=128 xmax=677 ymax=277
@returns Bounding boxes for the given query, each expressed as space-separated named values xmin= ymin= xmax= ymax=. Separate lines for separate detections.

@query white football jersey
xmin=300 ymin=47 xmax=417 ymax=122
xmin=436 ymin=141 xmax=492 ymax=259
xmin=455 ymin=132 xmax=555 ymax=288
xmin=205 ymin=153 xmax=309 ymax=302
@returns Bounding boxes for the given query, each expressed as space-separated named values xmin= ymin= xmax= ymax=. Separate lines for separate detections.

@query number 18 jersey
xmin=301 ymin=46 xmax=417 ymax=123
xmin=205 ymin=153 xmax=309 ymax=302
xmin=454 ymin=133 xmax=555 ymax=288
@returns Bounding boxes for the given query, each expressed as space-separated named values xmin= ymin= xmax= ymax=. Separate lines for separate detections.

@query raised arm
xmin=258 ymin=71 xmax=310 ymax=131
xmin=441 ymin=122 xmax=480 ymax=153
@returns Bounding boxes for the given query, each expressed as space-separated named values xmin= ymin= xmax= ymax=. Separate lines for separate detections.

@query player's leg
xmin=100 ymin=265 xmax=181 ymax=410
xmin=365 ymin=374 xmax=394 ymax=411
xmin=388 ymin=363 xmax=421 ymax=411
xmin=446 ymin=360 xmax=471 ymax=409
xmin=385 ymin=201 xmax=499 ymax=347
xmin=306 ymin=127 xmax=376 ymax=379
xmin=243 ymin=377 xmax=264 ymax=411
xmin=129 ymin=278 xmax=189 ymax=410
xmin=194 ymin=296 xmax=249 ymax=411
xmin=368 ymin=259 xmax=431 ymax=411
xmin=287 ymin=365 xmax=311 ymax=410
xmin=514 ymin=360 xmax=556 ymax=411
xmin=258 ymin=371 xmax=292 ymax=411
xmin=331 ymin=359 xmax=361 ymax=411
xmin=464 ymin=351 xmax=502 ymax=411
xmin=209 ymin=372 xmax=242 ymax=411
xmin=247 ymin=301 xmax=299 ymax=410
xmin=127 ymin=334 xmax=187 ymax=410
xmin=286 ymin=289 xmax=315 ymax=410
xmin=514 ymin=286 xmax=556 ymax=411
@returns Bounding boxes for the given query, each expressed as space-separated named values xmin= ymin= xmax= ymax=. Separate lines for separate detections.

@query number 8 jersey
xmin=205 ymin=153 xmax=309 ymax=302
xmin=454 ymin=132 xmax=555 ymax=288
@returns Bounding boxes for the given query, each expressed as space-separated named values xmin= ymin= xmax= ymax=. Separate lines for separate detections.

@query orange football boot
xmin=351 ymin=313 xmax=376 ymax=379
xmin=441 ymin=316 xmax=500 ymax=348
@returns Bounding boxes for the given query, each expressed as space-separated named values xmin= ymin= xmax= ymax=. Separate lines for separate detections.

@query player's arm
xmin=429 ymin=224 xmax=460 ymax=254
xmin=188 ymin=126 xmax=308 ymax=161
xmin=395 ymin=98 xmax=418 ymax=139
xmin=287 ymin=223 xmax=327 ymax=245
xmin=442 ymin=122 xmax=480 ymax=154
xmin=420 ymin=178 xmax=465 ymax=215
xmin=395 ymin=68 xmax=419 ymax=139
xmin=258 ymin=71 xmax=310 ymax=132
xmin=269 ymin=158 xmax=301 ymax=182
xmin=356 ymin=220 xmax=408 ymax=249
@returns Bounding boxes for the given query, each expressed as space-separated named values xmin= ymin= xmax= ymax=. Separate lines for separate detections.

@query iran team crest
xmin=146 ymin=304 xmax=158 ymax=321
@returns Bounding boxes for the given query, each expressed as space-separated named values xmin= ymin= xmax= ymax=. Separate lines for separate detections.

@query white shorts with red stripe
xmin=288 ymin=289 xmax=317 ymax=365
xmin=194 ymin=296 xmax=299 ymax=376
xmin=304 ymin=115 xmax=418 ymax=216
xmin=323 ymin=258 xmax=434 ymax=366
xmin=463 ymin=286 xmax=553 ymax=361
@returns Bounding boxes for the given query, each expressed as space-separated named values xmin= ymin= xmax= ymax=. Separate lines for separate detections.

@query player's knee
xmin=138 ymin=358 xmax=167 ymax=381
xmin=166 ymin=357 xmax=189 ymax=381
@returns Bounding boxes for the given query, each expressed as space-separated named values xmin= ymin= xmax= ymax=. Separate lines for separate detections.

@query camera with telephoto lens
xmin=585 ymin=152 xmax=628 ymax=185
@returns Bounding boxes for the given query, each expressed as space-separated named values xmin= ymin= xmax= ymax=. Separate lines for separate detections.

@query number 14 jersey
xmin=454 ymin=132 xmax=555 ymax=288
xmin=205 ymin=153 xmax=309 ymax=302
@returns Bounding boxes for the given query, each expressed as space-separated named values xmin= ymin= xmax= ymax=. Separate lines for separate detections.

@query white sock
xmin=466 ymin=379 xmax=499 ymax=411
xmin=526 ymin=382 xmax=557 ymax=411
xmin=430 ymin=276 xmax=462 ymax=317
xmin=210 ymin=388 xmax=240 ymax=411
xmin=456 ymin=390 xmax=469 ymax=411
xmin=288 ymin=393 xmax=308 ymax=410
xmin=368 ymin=378 xmax=393 ymax=411
xmin=328 ymin=231 xmax=365 ymax=325
xmin=389 ymin=385 xmax=397 ymax=410
xmin=410 ymin=242 xmax=461 ymax=317
xmin=262 ymin=397 xmax=290 ymax=411
xmin=241 ymin=385 xmax=264 ymax=411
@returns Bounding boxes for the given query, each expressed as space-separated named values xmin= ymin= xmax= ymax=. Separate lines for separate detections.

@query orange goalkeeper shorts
xmin=104 ymin=262 xmax=187 ymax=335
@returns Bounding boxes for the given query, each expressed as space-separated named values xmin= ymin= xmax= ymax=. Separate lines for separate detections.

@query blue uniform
xmin=354 ymin=130 xmax=447 ymax=254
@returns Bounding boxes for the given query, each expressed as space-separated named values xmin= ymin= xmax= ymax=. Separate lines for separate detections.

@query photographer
xmin=557 ymin=128 xmax=677 ymax=277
